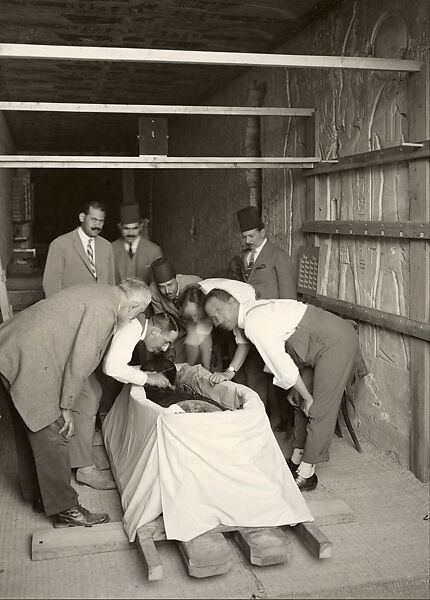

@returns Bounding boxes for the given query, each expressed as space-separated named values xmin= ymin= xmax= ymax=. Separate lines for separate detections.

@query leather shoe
xmin=76 ymin=467 xmax=116 ymax=490
xmin=286 ymin=458 xmax=299 ymax=474
xmin=53 ymin=504 xmax=110 ymax=528
xmin=295 ymin=473 xmax=318 ymax=492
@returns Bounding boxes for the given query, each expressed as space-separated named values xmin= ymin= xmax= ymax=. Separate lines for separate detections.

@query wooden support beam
xmin=31 ymin=522 xmax=132 ymax=561
xmin=233 ymin=527 xmax=292 ymax=566
xmin=408 ymin=63 xmax=430 ymax=483
xmin=177 ymin=532 xmax=233 ymax=578
xmin=293 ymin=523 xmax=332 ymax=559
xmin=0 ymin=155 xmax=319 ymax=169
xmin=302 ymin=220 xmax=430 ymax=240
xmin=302 ymin=294 xmax=430 ymax=342
xmin=0 ymin=44 xmax=422 ymax=72
xmin=135 ymin=534 xmax=163 ymax=581
xmin=304 ymin=141 xmax=430 ymax=176
xmin=0 ymin=101 xmax=315 ymax=117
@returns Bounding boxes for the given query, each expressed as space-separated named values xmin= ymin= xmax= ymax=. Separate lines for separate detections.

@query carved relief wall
xmin=151 ymin=0 xmax=429 ymax=466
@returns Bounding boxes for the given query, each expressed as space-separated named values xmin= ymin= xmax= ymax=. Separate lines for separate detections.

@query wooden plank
xmin=31 ymin=522 xmax=132 ymax=561
xmin=408 ymin=63 xmax=430 ymax=483
xmin=302 ymin=220 xmax=430 ymax=240
xmin=305 ymin=141 xmax=430 ymax=176
xmin=0 ymin=44 xmax=421 ymax=71
xmin=136 ymin=535 xmax=163 ymax=581
xmin=306 ymin=497 xmax=355 ymax=526
xmin=293 ymin=523 xmax=332 ymax=559
xmin=0 ymin=155 xmax=319 ymax=169
xmin=302 ymin=294 xmax=430 ymax=342
xmin=0 ymin=101 xmax=315 ymax=117
xmin=233 ymin=527 xmax=291 ymax=566
xmin=177 ymin=532 xmax=233 ymax=578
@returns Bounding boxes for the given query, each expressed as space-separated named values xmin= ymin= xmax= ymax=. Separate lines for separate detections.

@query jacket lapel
xmin=250 ymin=240 xmax=270 ymax=274
xmin=72 ymin=229 xmax=95 ymax=278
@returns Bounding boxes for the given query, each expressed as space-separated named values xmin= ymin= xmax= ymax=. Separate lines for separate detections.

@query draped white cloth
xmin=103 ymin=364 xmax=313 ymax=542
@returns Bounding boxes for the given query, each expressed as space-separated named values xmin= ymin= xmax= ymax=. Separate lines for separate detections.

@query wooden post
xmin=304 ymin=110 xmax=320 ymax=248
xmin=0 ymin=258 xmax=13 ymax=323
xmin=122 ymin=170 xmax=135 ymax=205
xmin=408 ymin=63 xmax=430 ymax=482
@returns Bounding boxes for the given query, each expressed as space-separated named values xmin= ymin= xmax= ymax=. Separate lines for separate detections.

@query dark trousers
xmin=1 ymin=378 xmax=78 ymax=516
xmin=232 ymin=344 xmax=269 ymax=406
xmin=285 ymin=305 xmax=360 ymax=464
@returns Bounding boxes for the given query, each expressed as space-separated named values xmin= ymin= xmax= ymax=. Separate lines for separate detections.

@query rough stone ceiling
xmin=0 ymin=0 xmax=340 ymax=154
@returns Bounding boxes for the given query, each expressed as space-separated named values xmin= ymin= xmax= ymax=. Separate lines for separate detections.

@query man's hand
xmin=209 ymin=370 xmax=235 ymax=386
xmin=146 ymin=372 xmax=172 ymax=389
xmin=287 ymin=389 xmax=313 ymax=417
xmin=59 ymin=409 xmax=74 ymax=439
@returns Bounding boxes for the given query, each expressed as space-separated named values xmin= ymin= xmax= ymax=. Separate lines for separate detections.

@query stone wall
xmin=150 ymin=0 xmax=429 ymax=469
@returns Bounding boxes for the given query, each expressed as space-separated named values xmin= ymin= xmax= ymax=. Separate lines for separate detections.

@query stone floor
xmin=0 ymin=397 xmax=428 ymax=599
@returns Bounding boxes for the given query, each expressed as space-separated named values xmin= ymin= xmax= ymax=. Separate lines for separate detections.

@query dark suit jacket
xmin=112 ymin=236 xmax=163 ymax=284
xmin=243 ymin=240 xmax=297 ymax=300
xmin=42 ymin=228 xmax=115 ymax=297
xmin=0 ymin=285 xmax=121 ymax=432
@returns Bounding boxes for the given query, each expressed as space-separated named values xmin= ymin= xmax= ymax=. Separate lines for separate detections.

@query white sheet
xmin=103 ymin=364 xmax=313 ymax=542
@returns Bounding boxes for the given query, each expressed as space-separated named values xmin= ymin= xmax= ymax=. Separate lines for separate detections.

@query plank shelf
xmin=302 ymin=220 xmax=430 ymax=240
xmin=301 ymin=294 xmax=430 ymax=342
xmin=305 ymin=140 xmax=430 ymax=176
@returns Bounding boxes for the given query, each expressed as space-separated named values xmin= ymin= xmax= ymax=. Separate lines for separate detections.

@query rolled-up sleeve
xmin=103 ymin=319 xmax=149 ymax=386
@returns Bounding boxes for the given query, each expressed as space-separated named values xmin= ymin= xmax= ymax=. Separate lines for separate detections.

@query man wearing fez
xmin=237 ymin=205 xmax=297 ymax=429
xmin=236 ymin=205 xmax=296 ymax=300
xmin=112 ymin=204 xmax=163 ymax=285
xmin=149 ymin=258 xmax=201 ymax=363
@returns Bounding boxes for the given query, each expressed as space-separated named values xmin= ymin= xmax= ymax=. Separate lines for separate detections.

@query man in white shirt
xmin=204 ymin=289 xmax=363 ymax=492
xmin=103 ymin=312 xmax=179 ymax=389
xmin=179 ymin=279 xmax=267 ymax=398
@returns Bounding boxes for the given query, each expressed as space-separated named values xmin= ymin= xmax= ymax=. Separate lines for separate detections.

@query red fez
xmin=119 ymin=204 xmax=141 ymax=225
xmin=236 ymin=206 xmax=263 ymax=232
xmin=151 ymin=257 xmax=176 ymax=284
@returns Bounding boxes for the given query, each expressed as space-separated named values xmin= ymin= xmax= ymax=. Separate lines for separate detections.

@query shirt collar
xmin=140 ymin=318 xmax=148 ymax=340
xmin=78 ymin=226 xmax=93 ymax=246
xmin=123 ymin=236 xmax=141 ymax=251
xmin=252 ymin=237 xmax=267 ymax=255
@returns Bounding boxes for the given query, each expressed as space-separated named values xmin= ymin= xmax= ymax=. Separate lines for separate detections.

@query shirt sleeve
xmin=233 ymin=326 xmax=248 ymax=345
xmin=103 ymin=319 xmax=149 ymax=386
xmin=245 ymin=314 xmax=299 ymax=390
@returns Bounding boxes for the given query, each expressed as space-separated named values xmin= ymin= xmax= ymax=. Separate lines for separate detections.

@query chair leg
xmin=341 ymin=394 xmax=362 ymax=453
xmin=334 ymin=418 xmax=343 ymax=438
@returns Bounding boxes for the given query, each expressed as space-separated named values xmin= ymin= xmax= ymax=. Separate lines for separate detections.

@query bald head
xmin=117 ymin=277 xmax=151 ymax=323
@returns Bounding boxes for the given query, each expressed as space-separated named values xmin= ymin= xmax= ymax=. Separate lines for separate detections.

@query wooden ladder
xmin=0 ymin=257 xmax=13 ymax=322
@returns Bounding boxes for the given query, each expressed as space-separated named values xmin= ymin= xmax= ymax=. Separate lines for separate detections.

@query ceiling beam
xmin=0 ymin=101 xmax=314 ymax=117
xmin=0 ymin=155 xmax=319 ymax=169
xmin=0 ymin=44 xmax=421 ymax=72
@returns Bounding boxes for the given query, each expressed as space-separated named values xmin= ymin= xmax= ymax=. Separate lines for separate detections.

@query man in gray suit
xmin=42 ymin=201 xmax=116 ymax=489
xmin=236 ymin=206 xmax=297 ymax=429
xmin=42 ymin=200 xmax=115 ymax=296
xmin=111 ymin=204 xmax=163 ymax=285
xmin=0 ymin=279 xmax=151 ymax=526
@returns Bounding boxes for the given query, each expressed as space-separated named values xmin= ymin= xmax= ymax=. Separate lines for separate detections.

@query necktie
xmin=87 ymin=239 xmax=97 ymax=279
xmin=244 ymin=250 xmax=256 ymax=281
xmin=128 ymin=243 xmax=134 ymax=259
